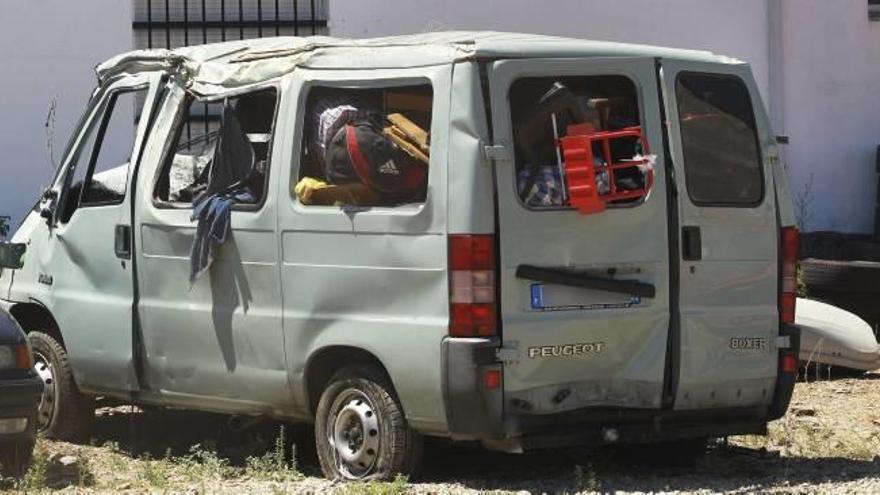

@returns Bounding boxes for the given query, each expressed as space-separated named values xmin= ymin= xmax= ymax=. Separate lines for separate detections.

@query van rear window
xmin=675 ymin=72 xmax=763 ymax=206
xmin=509 ymin=76 xmax=645 ymax=209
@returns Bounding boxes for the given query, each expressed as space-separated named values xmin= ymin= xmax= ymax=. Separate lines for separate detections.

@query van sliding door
xmin=487 ymin=58 xmax=671 ymax=415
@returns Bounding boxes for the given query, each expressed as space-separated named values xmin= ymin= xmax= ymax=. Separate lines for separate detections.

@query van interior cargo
xmin=509 ymin=76 xmax=651 ymax=211
xmin=153 ymin=88 xmax=278 ymax=206
xmin=295 ymin=84 xmax=433 ymax=207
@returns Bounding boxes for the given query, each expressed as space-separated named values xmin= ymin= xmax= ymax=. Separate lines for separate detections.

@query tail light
xmin=780 ymin=227 xmax=799 ymax=325
xmin=449 ymin=234 xmax=497 ymax=337
xmin=780 ymin=353 xmax=798 ymax=374
xmin=16 ymin=344 xmax=32 ymax=370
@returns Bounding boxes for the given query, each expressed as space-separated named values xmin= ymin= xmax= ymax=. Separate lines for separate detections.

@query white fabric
xmin=95 ymin=31 xmax=735 ymax=98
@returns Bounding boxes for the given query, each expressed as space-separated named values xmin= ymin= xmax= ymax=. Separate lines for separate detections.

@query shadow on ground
xmin=70 ymin=405 xmax=879 ymax=493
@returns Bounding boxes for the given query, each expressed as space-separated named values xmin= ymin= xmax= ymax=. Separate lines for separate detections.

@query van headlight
xmin=0 ymin=344 xmax=32 ymax=370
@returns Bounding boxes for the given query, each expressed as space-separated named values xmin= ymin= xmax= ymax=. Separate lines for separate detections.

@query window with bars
xmin=132 ymin=0 xmax=329 ymax=50
xmin=132 ymin=1 xmax=326 ymax=170
xmin=871 ymin=0 xmax=880 ymax=21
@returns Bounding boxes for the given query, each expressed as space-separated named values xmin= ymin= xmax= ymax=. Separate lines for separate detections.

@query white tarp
xmin=95 ymin=31 xmax=732 ymax=97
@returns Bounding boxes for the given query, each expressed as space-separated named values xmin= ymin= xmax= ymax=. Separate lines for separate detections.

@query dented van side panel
xmin=279 ymin=65 xmax=454 ymax=432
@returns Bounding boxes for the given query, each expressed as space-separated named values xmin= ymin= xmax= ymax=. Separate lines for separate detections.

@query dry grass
xmin=1 ymin=371 xmax=878 ymax=494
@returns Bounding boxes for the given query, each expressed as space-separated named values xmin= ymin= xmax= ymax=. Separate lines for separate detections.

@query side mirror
xmin=0 ymin=242 xmax=26 ymax=270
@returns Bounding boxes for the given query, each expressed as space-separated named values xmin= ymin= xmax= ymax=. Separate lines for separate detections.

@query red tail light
xmin=780 ymin=227 xmax=799 ymax=324
xmin=449 ymin=235 xmax=497 ymax=337
xmin=781 ymin=353 xmax=798 ymax=374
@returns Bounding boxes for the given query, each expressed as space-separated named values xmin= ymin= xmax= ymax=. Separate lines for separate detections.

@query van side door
xmin=659 ymin=60 xmax=780 ymax=410
xmin=133 ymin=83 xmax=290 ymax=411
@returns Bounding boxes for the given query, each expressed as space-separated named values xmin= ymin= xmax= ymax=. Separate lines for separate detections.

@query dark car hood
xmin=0 ymin=309 xmax=25 ymax=346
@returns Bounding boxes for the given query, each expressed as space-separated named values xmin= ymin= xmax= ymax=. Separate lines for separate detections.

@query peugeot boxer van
xmin=0 ymin=32 xmax=800 ymax=480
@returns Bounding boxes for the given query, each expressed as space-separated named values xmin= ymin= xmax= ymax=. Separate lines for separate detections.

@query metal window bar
xmin=134 ymin=0 xmax=327 ymax=144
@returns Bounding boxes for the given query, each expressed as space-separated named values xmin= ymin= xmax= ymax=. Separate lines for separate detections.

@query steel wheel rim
xmin=32 ymin=350 xmax=57 ymax=431
xmin=327 ymin=389 xmax=380 ymax=479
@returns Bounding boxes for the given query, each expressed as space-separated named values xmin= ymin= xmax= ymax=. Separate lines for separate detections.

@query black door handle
xmin=516 ymin=265 xmax=656 ymax=298
xmin=115 ymin=224 xmax=131 ymax=260
xmin=682 ymin=226 xmax=702 ymax=261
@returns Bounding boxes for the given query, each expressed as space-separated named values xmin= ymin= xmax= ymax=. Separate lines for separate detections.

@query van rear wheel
xmin=315 ymin=364 xmax=422 ymax=481
xmin=28 ymin=331 xmax=94 ymax=443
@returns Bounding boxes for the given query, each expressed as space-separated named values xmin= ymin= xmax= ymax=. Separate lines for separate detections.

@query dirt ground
xmin=2 ymin=370 xmax=879 ymax=494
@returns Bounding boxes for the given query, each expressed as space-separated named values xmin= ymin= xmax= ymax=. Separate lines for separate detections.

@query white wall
xmin=329 ymin=0 xmax=772 ymax=108
xmin=0 ymin=0 xmax=132 ymax=230
xmin=780 ymin=0 xmax=880 ymax=233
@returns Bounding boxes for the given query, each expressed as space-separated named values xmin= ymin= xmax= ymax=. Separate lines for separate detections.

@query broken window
xmin=59 ymin=87 xmax=148 ymax=223
xmin=294 ymin=84 xmax=432 ymax=207
xmin=509 ymin=76 xmax=649 ymax=212
xmin=675 ymin=72 xmax=763 ymax=206
xmin=153 ymin=88 xmax=278 ymax=207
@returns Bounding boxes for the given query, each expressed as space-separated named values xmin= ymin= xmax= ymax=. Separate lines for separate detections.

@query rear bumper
xmin=442 ymin=331 xmax=799 ymax=450
xmin=511 ymin=406 xmax=768 ymax=450
xmin=0 ymin=374 xmax=42 ymax=444
xmin=768 ymin=323 xmax=800 ymax=421
xmin=441 ymin=337 xmax=504 ymax=440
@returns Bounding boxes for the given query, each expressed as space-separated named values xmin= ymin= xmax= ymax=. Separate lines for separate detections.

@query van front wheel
xmin=28 ymin=331 xmax=94 ymax=443
xmin=315 ymin=364 xmax=422 ymax=481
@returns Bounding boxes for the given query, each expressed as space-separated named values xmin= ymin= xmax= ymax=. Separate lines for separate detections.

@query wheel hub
xmin=32 ymin=351 xmax=56 ymax=431
xmin=329 ymin=390 xmax=380 ymax=479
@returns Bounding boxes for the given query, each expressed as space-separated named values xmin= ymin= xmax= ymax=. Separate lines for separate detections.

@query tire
xmin=315 ymin=364 xmax=423 ymax=481
xmin=0 ymin=441 xmax=34 ymax=478
xmin=28 ymin=331 xmax=94 ymax=443
xmin=801 ymin=258 xmax=880 ymax=294
xmin=800 ymin=232 xmax=880 ymax=262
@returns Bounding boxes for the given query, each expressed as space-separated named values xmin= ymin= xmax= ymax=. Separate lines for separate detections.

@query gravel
xmin=3 ymin=370 xmax=879 ymax=494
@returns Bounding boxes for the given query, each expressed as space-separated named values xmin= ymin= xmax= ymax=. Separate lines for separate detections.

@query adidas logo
xmin=378 ymin=159 xmax=400 ymax=175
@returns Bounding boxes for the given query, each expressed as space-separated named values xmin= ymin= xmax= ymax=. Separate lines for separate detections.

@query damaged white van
xmin=0 ymin=32 xmax=800 ymax=480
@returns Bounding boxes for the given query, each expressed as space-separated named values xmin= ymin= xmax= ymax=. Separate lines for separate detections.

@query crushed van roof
xmin=96 ymin=31 xmax=743 ymax=96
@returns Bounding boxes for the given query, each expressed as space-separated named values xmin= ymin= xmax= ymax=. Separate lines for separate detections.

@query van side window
xmin=294 ymin=84 xmax=432 ymax=207
xmin=509 ymin=76 xmax=645 ymax=209
xmin=153 ymin=88 xmax=278 ymax=207
xmin=59 ymin=88 xmax=148 ymax=223
xmin=675 ymin=73 xmax=763 ymax=206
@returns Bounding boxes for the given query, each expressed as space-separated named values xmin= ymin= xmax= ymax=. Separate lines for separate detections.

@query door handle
xmin=114 ymin=224 xmax=131 ymax=260
xmin=682 ymin=226 xmax=702 ymax=261
xmin=516 ymin=265 xmax=656 ymax=298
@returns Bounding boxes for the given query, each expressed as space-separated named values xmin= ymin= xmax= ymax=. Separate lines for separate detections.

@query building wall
xmin=329 ymin=0 xmax=772 ymax=108
xmin=780 ymin=0 xmax=880 ymax=233
xmin=329 ymin=0 xmax=880 ymax=233
xmin=0 ymin=0 xmax=133 ymax=230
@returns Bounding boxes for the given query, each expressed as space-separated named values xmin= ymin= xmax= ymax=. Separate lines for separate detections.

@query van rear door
xmin=487 ymin=58 xmax=670 ymax=414
xmin=658 ymin=60 xmax=780 ymax=410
